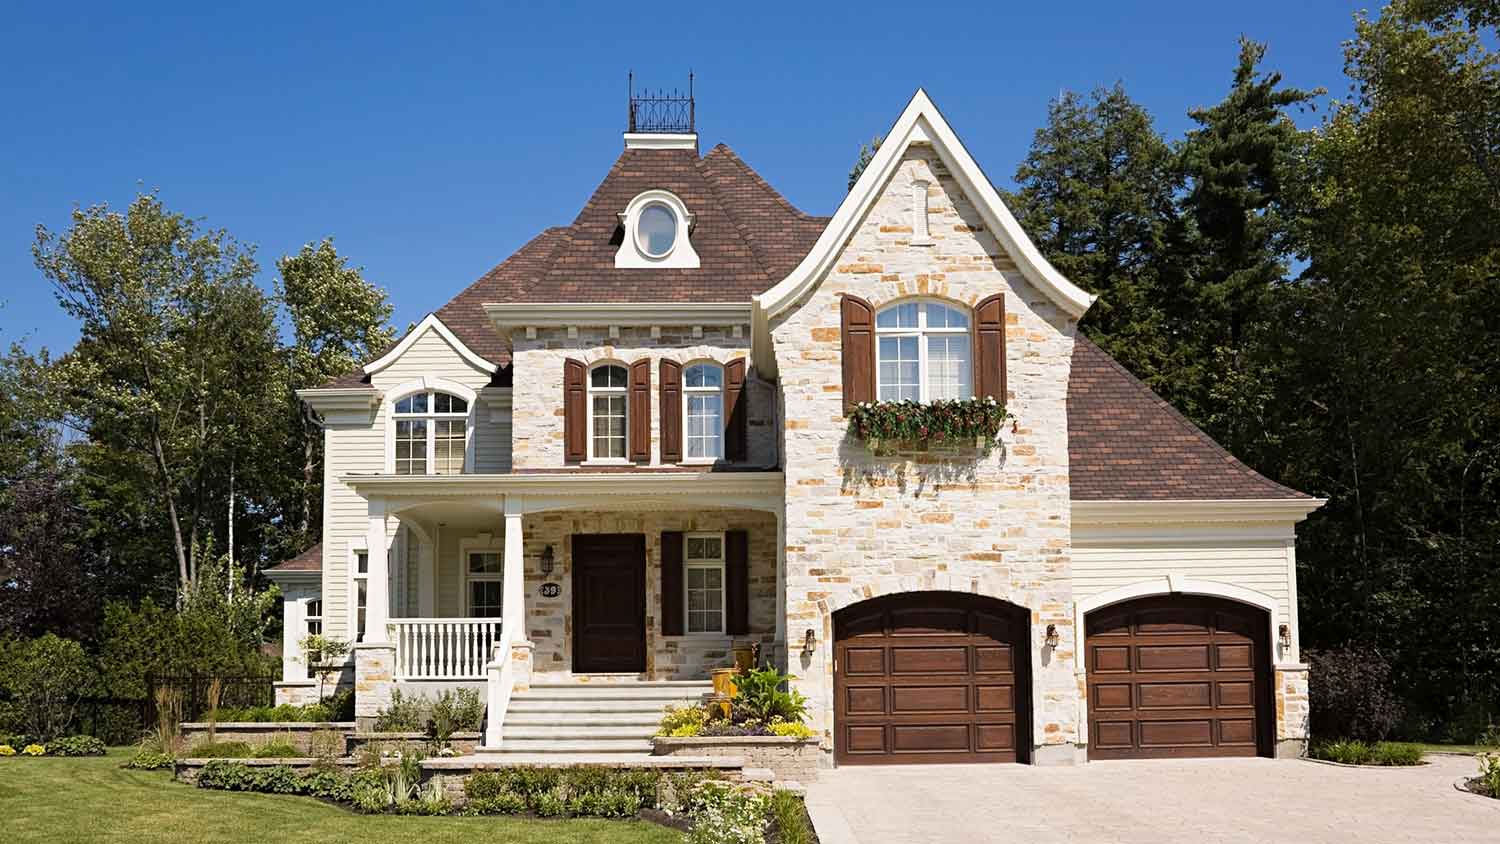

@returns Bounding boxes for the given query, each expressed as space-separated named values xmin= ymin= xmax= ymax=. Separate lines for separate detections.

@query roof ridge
xmin=1072 ymin=335 xmax=1308 ymax=499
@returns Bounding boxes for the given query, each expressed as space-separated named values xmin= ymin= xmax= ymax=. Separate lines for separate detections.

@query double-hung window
xmin=588 ymin=364 xmax=628 ymax=460
xmin=466 ymin=551 xmax=503 ymax=618
xmin=684 ymin=363 xmax=724 ymax=461
xmin=352 ymin=550 xmax=369 ymax=643
xmin=304 ymin=598 xmax=323 ymax=678
xmin=393 ymin=391 xmax=468 ymax=475
xmin=685 ymin=533 xmax=726 ymax=634
xmin=875 ymin=301 xmax=972 ymax=402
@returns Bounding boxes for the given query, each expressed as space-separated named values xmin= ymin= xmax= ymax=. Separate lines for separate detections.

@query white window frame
xmin=682 ymin=361 xmax=724 ymax=464
xmin=615 ymin=189 xmax=701 ymax=269
xmin=585 ymin=362 xmax=631 ymax=464
xmin=382 ymin=377 xmax=478 ymax=475
xmin=303 ymin=598 xmax=323 ymax=678
xmin=683 ymin=532 xmax=727 ymax=636
xmin=460 ymin=535 xmax=505 ymax=619
xmin=874 ymin=299 xmax=973 ymax=403
xmin=350 ymin=547 xmax=369 ymax=644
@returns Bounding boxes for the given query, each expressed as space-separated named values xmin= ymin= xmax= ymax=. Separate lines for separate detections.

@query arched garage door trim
xmin=833 ymin=591 xmax=1032 ymax=765
xmin=1073 ymin=577 xmax=1281 ymax=669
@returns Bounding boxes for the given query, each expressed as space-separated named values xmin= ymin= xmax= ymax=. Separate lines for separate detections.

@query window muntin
xmin=683 ymin=362 xmax=724 ymax=461
xmin=352 ymin=550 xmax=369 ymax=643
xmin=466 ymin=551 xmax=503 ymax=618
xmin=685 ymin=533 xmax=725 ymax=634
xmin=636 ymin=203 xmax=677 ymax=257
xmin=875 ymin=301 xmax=971 ymax=402
xmin=393 ymin=390 xmax=468 ymax=475
xmin=588 ymin=364 xmax=628 ymax=460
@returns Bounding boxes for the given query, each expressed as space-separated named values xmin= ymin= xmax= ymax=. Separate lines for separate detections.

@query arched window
xmin=588 ymin=363 xmax=629 ymax=460
xmin=393 ymin=390 xmax=469 ymax=475
xmin=683 ymin=362 xmax=724 ymax=461
xmin=874 ymin=301 xmax=971 ymax=402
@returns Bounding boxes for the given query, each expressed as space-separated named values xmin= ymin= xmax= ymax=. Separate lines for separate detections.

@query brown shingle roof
xmin=1067 ymin=336 xmax=1309 ymax=500
xmin=266 ymin=542 xmax=322 ymax=573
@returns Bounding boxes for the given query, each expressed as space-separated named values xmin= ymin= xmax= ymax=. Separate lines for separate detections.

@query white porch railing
xmin=485 ymin=620 xmax=517 ymax=747
xmin=390 ymin=618 xmax=501 ymax=680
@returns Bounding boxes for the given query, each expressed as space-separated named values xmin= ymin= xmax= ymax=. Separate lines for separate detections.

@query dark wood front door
xmin=833 ymin=592 xmax=1031 ymax=765
xmin=572 ymin=534 xmax=647 ymax=673
xmin=1085 ymin=595 xmax=1273 ymax=760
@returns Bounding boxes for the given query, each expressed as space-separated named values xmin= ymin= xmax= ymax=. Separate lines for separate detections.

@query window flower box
xmin=848 ymin=398 xmax=1009 ymax=449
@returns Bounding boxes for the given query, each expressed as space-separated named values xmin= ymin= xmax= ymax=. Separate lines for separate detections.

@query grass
xmin=1410 ymin=742 xmax=1496 ymax=756
xmin=0 ymin=749 xmax=685 ymax=843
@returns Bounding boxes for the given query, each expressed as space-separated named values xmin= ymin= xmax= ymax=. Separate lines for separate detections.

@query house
xmin=267 ymin=88 xmax=1323 ymax=766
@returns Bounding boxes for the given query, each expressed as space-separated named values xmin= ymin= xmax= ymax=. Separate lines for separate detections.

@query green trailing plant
xmin=656 ymin=703 xmax=708 ymax=737
xmin=121 ymin=748 xmax=175 ymax=770
xmin=847 ymin=397 xmax=1009 ymax=444
xmin=768 ymin=720 xmax=814 ymax=739
xmin=46 ymin=735 xmax=106 ymax=756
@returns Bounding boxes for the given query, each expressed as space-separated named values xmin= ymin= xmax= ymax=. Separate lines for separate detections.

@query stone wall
xmin=508 ymin=326 xmax=776 ymax=469
xmin=178 ymin=722 xmax=354 ymax=755
xmin=354 ymin=643 xmax=396 ymax=725
xmin=521 ymin=509 xmax=778 ymax=680
xmin=768 ymin=143 xmax=1081 ymax=758
xmin=1276 ymin=663 xmax=1311 ymax=757
xmin=653 ymin=736 xmax=821 ymax=783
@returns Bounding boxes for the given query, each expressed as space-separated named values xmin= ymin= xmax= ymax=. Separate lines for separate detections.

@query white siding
xmin=368 ymin=328 xmax=492 ymax=394
xmin=319 ymin=420 xmax=384 ymax=640
xmin=1071 ymin=530 xmax=1297 ymax=632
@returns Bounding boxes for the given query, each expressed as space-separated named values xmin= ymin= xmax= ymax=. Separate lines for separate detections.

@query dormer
xmin=615 ymin=74 xmax=702 ymax=269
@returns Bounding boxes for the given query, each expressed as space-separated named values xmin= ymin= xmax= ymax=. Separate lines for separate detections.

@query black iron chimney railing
xmin=628 ymin=71 xmax=695 ymax=134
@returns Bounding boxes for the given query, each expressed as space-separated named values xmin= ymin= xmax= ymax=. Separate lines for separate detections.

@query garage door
xmin=1085 ymin=595 xmax=1272 ymax=760
xmin=834 ymin=592 xmax=1031 ymax=764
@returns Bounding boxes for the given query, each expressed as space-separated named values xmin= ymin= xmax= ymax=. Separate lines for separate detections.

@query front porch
xmin=341 ymin=471 xmax=787 ymax=748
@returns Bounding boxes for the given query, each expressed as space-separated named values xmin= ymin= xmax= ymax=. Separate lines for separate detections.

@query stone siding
xmin=1276 ymin=663 xmax=1311 ymax=756
xmin=354 ymin=643 xmax=396 ymax=725
xmin=653 ymin=736 xmax=821 ymax=783
xmin=178 ymin=722 xmax=354 ymax=755
xmin=521 ymin=509 xmax=778 ymax=680
xmin=769 ymin=144 xmax=1081 ymax=757
xmin=508 ymin=327 xmax=775 ymax=469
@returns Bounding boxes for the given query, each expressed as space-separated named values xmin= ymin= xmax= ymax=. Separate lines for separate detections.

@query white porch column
xmin=503 ymin=496 xmax=525 ymax=631
xmin=364 ymin=498 xmax=391 ymax=643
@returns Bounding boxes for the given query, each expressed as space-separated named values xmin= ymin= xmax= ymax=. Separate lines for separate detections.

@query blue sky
xmin=0 ymin=1 xmax=1369 ymax=354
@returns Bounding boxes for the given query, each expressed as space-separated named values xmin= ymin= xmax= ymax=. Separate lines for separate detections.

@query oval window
xmin=636 ymin=203 xmax=677 ymax=257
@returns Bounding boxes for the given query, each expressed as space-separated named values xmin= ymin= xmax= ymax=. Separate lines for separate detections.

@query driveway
xmin=804 ymin=754 xmax=1498 ymax=844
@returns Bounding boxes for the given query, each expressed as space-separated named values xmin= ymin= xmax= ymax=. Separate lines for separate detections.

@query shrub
xmin=1476 ymin=754 xmax=1500 ymax=798
xmin=731 ymin=667 xmax=807 ymax=726
xmin=302 ymin=770 xmax=354 ymax=802
xmin=463 ymin=765 xmax=662 ymax=817
xmin=688 ymin=779 xmax=769 ymax=844
xmin=1370 ymin=742 xmax=1424 ymax=766
xmin=188 ymin=740 xmax=254 ymax=759
xmin=768 ymin=721 xmax=814 ymax=739
xmin=372 ymin=688 xmax=425 ymax=732
xmin=769 ymin=790 xmax=814 ymax=844
xmin=47 ymin=735 xmax=106 ymax=756
xmin=1310 ymin=739 xmax=1424 ymax=766
xmin=430 ymin=688 xmax=483 ymax=739
xmin=254 ymin=734 xmax=300 ymax=758
xmin=309 ymin=729 xmax=345 ymax=767
xmin=22 ymin=743 xmax=46 ymax=756
xmin=3 ymin=634 xmax=94 ymax=741
xmin=122 ymin=749 xmax=174 ymax=770
xmin=658 ymin=703 xmax=708 ymax=737
xmin=465 ymin=793 xmax=528 ymax=815
xmin=196 ymin=761 xmax=259 ymax=790
xmin=1307 ymin=645 xmax=1403 ymax=741
xmin=534 ymin=789 xmax=567 ymax=817
xmin=0 ymin=745 xmax=14 ymax=756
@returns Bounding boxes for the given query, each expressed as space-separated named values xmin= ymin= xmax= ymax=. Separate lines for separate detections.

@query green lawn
xmin=0 ymin=750 xmax=684 ymax=843
xmin=1411 ymin=743 xmax=1496 ymax=756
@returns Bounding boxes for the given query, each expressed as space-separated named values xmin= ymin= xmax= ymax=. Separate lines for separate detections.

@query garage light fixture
xmin=802 ymin=628 xmax=816 ymax=657
xmin=1044 ymin=624 xmax=1060 ymax=649
xmin=539 ymin=545 xmax=555 ymax=576
xmin=1278 ymin=623 xmax=1291 ymax=650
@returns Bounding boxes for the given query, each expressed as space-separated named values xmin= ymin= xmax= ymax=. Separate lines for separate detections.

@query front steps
xmin=478 ymin=679 xmax=711 ymax=758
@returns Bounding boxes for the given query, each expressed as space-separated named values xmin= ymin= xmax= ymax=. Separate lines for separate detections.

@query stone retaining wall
xmin=178 ymin=722 xmax=355 ymax=754
xmin=653 ymin=735 xmax=821 ymax=782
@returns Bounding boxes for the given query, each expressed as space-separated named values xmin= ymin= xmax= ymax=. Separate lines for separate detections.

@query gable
xmin=364 ymin=314 xmax=494 ymax=390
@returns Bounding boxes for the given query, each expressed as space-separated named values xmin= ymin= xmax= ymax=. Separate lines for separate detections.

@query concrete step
xmin=504 ymin=711 xmax=661 ymax=727
xmin=482 ymin=737 xmax=656 ymax=754
xmin=503 ymin=725 xmax=657 ymax=740
xmin=461 ymin=752 xmax=744 ymax=769
xmin=507 ymin=698 xmax=694 ymax=714
xmin=514 ymin=685 xmax=711 ymax=702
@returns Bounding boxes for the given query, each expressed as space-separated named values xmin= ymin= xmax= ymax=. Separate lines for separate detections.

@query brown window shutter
xmin=661 ymin=531 xmax=684 ymax=636
xmin=724 ymin=358 xmax=748 ymax=462
xmin=563 ymin=358 xmax=586 ymax=462
xmin=725 ymin=530 xmax=750 ymax=635
xmin=629 ymin=357 xmax=651 ymax=462
xmin=659 ymin=359 xmax=682 ymax=463
xmin=840 ymin=294 xmax=875 ymax=412
xmin=973 ymin=293 xmax=1007 ymax=401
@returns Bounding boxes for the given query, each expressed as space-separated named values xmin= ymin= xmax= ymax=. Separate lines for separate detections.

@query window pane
xmin=468 ymin=552 xmax=501 ymax=574
xmin=356 ymin=552 xmax=369 ymax=575
xmin=435 ymin=419 xmax=465 ymax=474
xmin=686 ymin=393 xmax=723 ymax=459
xmin=637 ymin=204 xmax=677 ymax=256
xmin=876 ymin=302 xmax=919 ymax=328
xmin=685 ymin=363 xmax=722 ymax=389
xmin=591 ymin=365 xmax=626 ymax=388
xmin=927 ymin=335 xmax=972 ymax=400
xmin=307 ymin=599 xmax=322 ymax=618
xmin=355 ymin=579 xmax=368 ymax=641
xmin=878 ymin=336 xmax=921 ymax=402
xmin=926 ymin=303 xmax=968 ymax=329
xmin=592 ymin=394 xmax=626 ymax=458
xmin=470 ymin=581 xmax=503 ymax=618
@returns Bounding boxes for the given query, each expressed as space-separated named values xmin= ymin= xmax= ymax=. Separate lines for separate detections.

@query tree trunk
xmin=151 ymin=429 xmax=191 ymax=595
xmin=226 ymin=456 xmax=235 ymax=599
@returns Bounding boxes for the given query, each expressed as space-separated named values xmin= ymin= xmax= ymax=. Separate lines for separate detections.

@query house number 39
xmin=539 ymin=582 xmax=561 ymax=598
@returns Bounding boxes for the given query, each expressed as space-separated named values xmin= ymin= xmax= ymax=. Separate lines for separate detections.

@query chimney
xmin=624 ymin=71 xmax=697 ymax=151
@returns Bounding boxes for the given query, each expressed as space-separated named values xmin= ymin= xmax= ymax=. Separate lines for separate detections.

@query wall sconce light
xmin=802 ymin=629 xmax=816 ymax=657
xmin=1044 ymin=624 xmax=1060 ymax=649
xmin=1278 ymin=623 xmax=1291 ymax=650
xmin=539 ymin=545 xmax=555 ymax=576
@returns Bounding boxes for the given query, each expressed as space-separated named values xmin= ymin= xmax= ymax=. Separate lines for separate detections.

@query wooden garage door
xmin=1085 ymin=595 xmax=1272 ymax=760
xmin=834 ymin=592 xmax=1030 ymax=765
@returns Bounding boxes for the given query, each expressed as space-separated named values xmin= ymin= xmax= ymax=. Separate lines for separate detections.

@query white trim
xmin=683 ymin=531 xmax=728 ymax=635
xmin=349 ymin=546 xmax=370 ymax=644
xmin=1073 ymin=577 xmax=1285 ymax=677
xmin=753 ymin=89 xmax=1096 ymax=375
xmin=362 ymin=313 xmax=497 ymax=376
xmin=624 ymin=132 xmax=698 ymax=150
xmin=296 ymin=388 xmax=381 ymax=415
xmin=380 ymin=378 xmax=479 ymax=475
xmin=615 ymin=189 xmax=701 ymax=269
xmin=585 ymin=361 xmax=630 ymax=462
xmin=1072 ymin=498 xmax=1327 ymax=526
xmin=460 ymin=534 xmax=506 ymax=618
xmin=486 ymin=301 xmax=751 ymax=329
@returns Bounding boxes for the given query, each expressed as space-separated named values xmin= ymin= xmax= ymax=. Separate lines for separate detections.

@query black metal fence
xmin=628 ymin=72 xmax=695 ymax=134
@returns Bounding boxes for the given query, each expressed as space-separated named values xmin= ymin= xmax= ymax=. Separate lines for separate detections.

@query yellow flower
xmin=21 ymin=744 xmax=45 ymax=756
xmin=0 ymin=745 xmax=15 ymax=756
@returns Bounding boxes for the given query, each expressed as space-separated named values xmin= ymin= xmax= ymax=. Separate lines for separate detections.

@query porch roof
xmin=341 ymin=470 xmax=785 ymax=514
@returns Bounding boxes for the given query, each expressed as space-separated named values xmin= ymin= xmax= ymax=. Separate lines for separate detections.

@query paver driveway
xmin=804 ymin=754 xmax=1499 ymax=843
